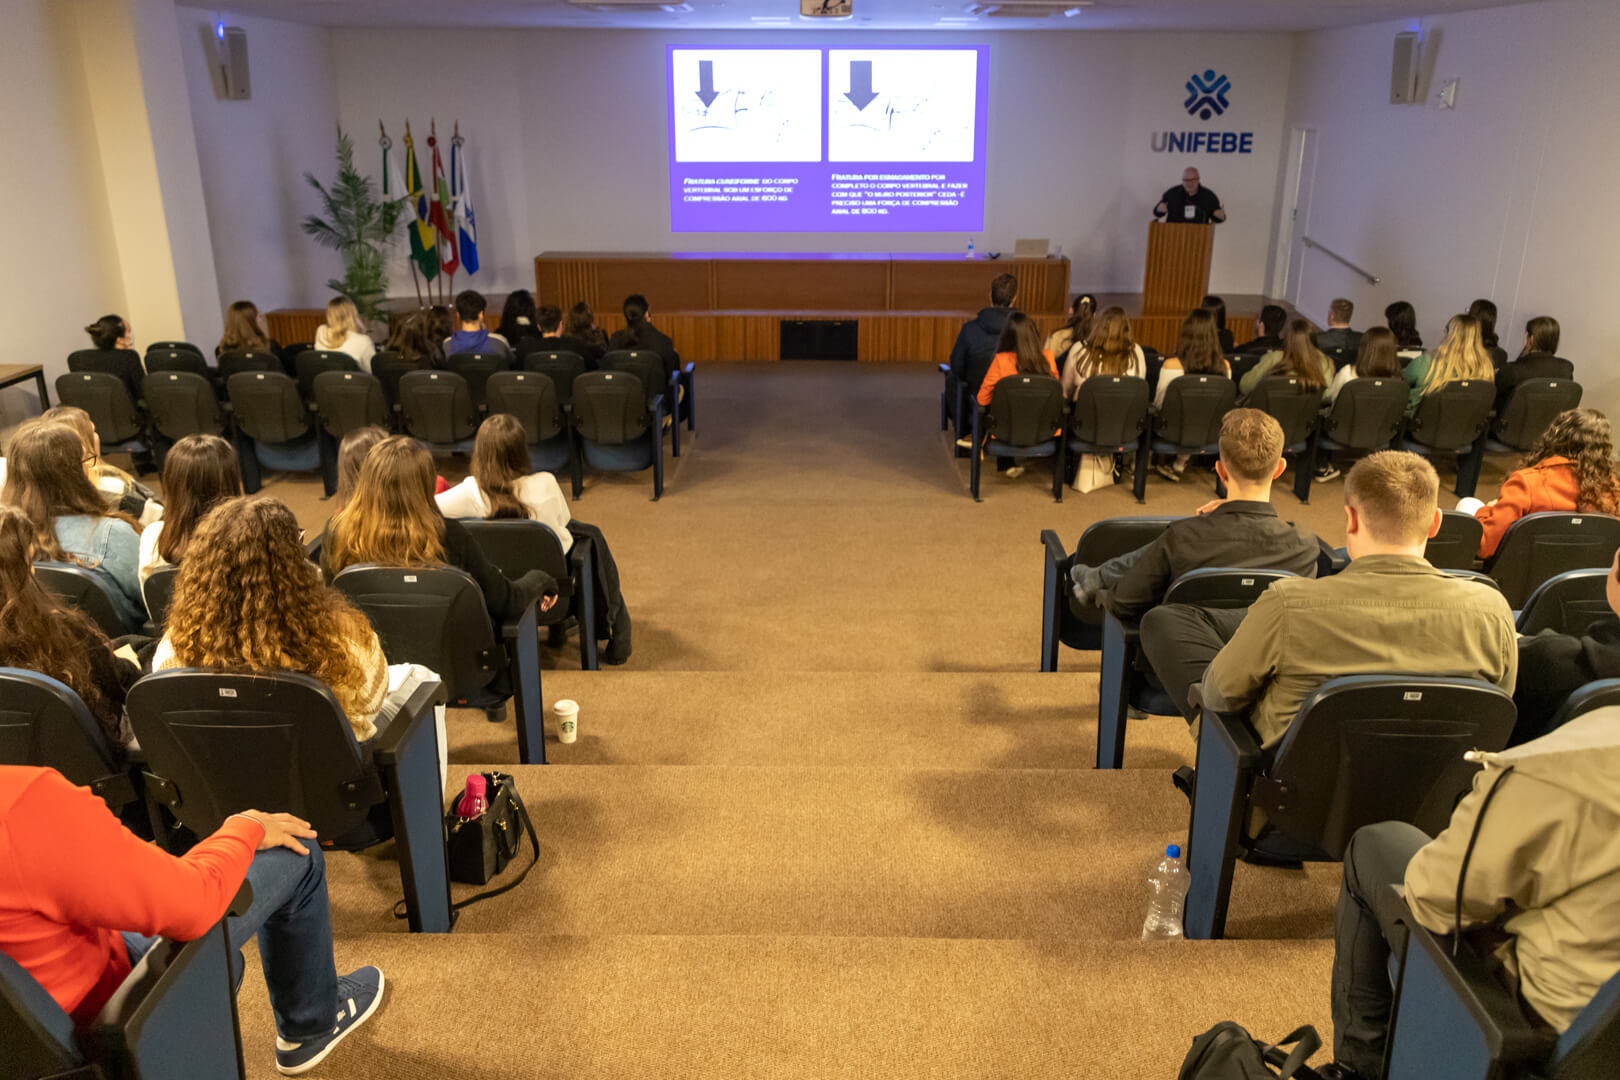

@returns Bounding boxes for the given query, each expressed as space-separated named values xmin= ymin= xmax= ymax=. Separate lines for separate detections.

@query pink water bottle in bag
xmin=456 ymin=775 xmax=488 ymax=818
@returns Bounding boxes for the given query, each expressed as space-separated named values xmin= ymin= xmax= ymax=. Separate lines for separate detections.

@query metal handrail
xmin=1301 ymin=236 xmax=1380 ymax=285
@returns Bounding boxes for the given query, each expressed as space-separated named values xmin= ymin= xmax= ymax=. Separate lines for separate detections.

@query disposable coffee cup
xmin=554 ymin=699 xmax=579 ymax=744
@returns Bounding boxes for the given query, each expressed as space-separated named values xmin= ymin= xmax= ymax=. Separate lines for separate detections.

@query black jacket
xmin=1235 ymin=334 xmax=1283 ymax=355
xmin=68 ymin=348 xmax=145 ymax=402
xmin=548 ymin=333 xmax=605 ymax=368
xmin=1314 ymin=327 xmax=1362 ymax=369
xmin=501 ymin=320 xmax=546 ymax=357
xmin=1512 ymin=614 xmax=1620 ymax=745
xmin=1104 ymin=501 xmax=1323 ymax=623
xmin=948 ymin=306 xmax=1013 ymax=396
xmin=609 ymin=321 xmax=680 ymax=378
xmin=1495 ymin=352 xmax=1575 ymax=410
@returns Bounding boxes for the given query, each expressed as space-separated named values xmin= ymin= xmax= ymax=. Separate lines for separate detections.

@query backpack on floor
xmin=1178 ymin=1022 xmax=1324 ymax=1080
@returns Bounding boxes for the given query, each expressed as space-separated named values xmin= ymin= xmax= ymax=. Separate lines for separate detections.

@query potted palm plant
xmin=301 ymin=126 xmax=405 ymax=324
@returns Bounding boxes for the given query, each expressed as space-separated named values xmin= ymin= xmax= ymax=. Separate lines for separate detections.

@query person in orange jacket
xmin=1459 ymin=408 xmax=1620 ymax=558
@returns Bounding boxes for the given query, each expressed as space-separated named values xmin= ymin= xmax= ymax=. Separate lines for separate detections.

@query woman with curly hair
xmin=151 ymin=495 xmax=391 ymax=741
xmin=1459 ymin=408 xmax=1620 ymax=559
xmin=0 ymin=505 xmax=138 ymax=749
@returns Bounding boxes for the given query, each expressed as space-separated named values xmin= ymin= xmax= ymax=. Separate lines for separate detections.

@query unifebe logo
xmin=1184 ymin=70 xmax=1231 ymax=120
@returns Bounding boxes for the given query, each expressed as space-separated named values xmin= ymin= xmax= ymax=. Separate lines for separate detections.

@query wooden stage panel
xmin=887 ymin=258 xmax=1066 ymax=314
xmin=594 ymin=258 xmax=713 ymax=313
xmin=711 ymin=257 xmax=890 ymax=312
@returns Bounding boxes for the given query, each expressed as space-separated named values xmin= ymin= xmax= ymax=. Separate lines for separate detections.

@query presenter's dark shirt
xmin=1156 ymin=185 xmax=1223 ymax=224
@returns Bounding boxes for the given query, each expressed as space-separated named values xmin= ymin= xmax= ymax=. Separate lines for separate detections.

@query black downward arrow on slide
xmin=845 ymin=60 xmax=877 ymax=110
xmin=696 ymin=60 xmax=719 ymax=107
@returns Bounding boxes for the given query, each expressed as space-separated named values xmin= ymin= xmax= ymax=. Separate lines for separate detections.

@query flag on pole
xmin=427 ymin=123 xmax=459 ymax=277
xmin=450 ymin=128 xmax=479 ymax=276
xmin=402 ymin=123 xmax=439 ymax=282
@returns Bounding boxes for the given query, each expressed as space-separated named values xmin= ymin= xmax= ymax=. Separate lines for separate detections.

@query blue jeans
xmin=124 ymin=847 xmax=338 ymax=1042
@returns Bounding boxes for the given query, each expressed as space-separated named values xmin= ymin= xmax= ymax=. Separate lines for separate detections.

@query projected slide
xmin=668 ymin=46 xmax=989 ymax=233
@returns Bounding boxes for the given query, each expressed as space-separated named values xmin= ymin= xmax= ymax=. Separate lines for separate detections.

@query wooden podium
xmin=1142 ymin=222 xmax=1215 ymax=316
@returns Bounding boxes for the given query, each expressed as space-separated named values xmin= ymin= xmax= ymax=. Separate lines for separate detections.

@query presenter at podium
xmin=1153 ymin=168 xmax=1226 ymax=224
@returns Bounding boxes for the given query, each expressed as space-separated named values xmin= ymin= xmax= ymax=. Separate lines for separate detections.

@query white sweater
xmin=435 ymin=473 xmax=574 ymax=553
xmin=314 ymin=326 xmax=377 ymax=373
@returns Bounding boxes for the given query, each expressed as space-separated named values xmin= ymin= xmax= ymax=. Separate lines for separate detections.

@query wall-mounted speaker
xmin=1390 ymin=30 xmax=1420 ymax=105
xmin=216 ymin=25 xmax=251 ymax=100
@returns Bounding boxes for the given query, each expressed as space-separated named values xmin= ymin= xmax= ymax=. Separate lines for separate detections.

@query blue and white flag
xmin=450 ymin=133 xmax=479 ymax=276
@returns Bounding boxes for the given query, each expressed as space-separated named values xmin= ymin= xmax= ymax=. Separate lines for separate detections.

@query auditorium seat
xmin=1242 ymin=377 xmax=1322 ymax=502
xmin=1039 ymin=514 xmax=1177 ymax=670
xmin=1097 ymin=567 xmax=1297 ymax=770
xmin=1 ymin=886 xmax=249 ymax=1080
xmin=142 ymin=371 xmax=225 ymax=448
xmin=225 ymin=370 xmax=327 ymax=495
xmin=447 ymin=351 xmax=511 ymax=411
xmin=937 ymin=363 xmax=970 ymax=453
xmin=1385 ymin=898 xmax=1620 ymax=1080
xmin=1514 ymin=568 xmax=1612 ymax=636
xmin=569 ymin=370 xmax=667 ymax=500
xmin=1486 ymin=511 xmax=1620 ymax=608
xmin=129 ymin=668 xmax=453 ymax=932
xmin=1456 ymin=376 xmax=1583 ymax=497
xmin=145 ymin=340 xmax=203 ymax=357
xmin=1064 ymin=375 xmax=1150 ymax=498
xmin=1291 ymin=377 xmax=1406 ymax=502
xmin=369 ymin=348 xmax=427 ymax=424
xmin=142 ymin=566 xmax=179 ymax=631
xmin=1547 ymin=678 xmax=1620 ymax=731
xmin=293 ymin=348 xmax=358 ymax=401
xmin=461 ymin=517 xmax=598 ymax=670
xmin=1398 ymin=379 xmax=1494 ymax=498
xmin=602 ymin=349 xmax=682 ymax=457
xmin=34 ymin=561 xmax=140 ymax=637
xmin=484 ymin=370 xmax=573 ymax=475
xmin=398 ymin=369 xmax=480 ymax=456
xmin=1423 ymin=509 xmax=1486 ymax=570
xmin=216 ymin=349 xmax=280 ymax=384
xmin=1134 ymin=374 xmax=1236 ymax=501
xmin=334 ymin=564 xmax=548 ymax=762
xmin=55 ymin=371 xmax=147 ymax=465
xmin=1184 ymin=674 xmax=1516 ymax=939
xmin=522 ymin=349 xmax=587 ymax=409
xmin=969 ymin=373 xmax=1065 ymax=502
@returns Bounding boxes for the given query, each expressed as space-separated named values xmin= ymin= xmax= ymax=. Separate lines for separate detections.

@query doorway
xmin=1270 ymin=126 xmax=1315 ymax=303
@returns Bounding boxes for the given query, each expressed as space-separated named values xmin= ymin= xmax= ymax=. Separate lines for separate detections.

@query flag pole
xmin=382 ymin=119 xmax=424 ymax=311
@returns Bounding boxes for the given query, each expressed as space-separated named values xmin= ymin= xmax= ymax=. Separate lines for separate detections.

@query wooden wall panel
xmin=889 ymin=259 xmax=1065 ymax=314
xmin=265 ymin=310 xmax=327 ymax=346
xmin=712 ymin=258 xmax=889 ymax=311
xmin=595 ymin=259 xmax=712 ymax=312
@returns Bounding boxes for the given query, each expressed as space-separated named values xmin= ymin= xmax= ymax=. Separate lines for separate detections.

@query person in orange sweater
xmin=975 ymin=311 xmax=1060 ymax=479
xmin=0 ymin=767 xmax=385 ymax=1076
xmin=1459 ymin=408 xmax=1620 ymax=558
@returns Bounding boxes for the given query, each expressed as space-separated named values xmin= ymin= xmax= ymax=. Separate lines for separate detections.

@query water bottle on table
xmin=1140 ymin=844 xmax=1189 ymax=941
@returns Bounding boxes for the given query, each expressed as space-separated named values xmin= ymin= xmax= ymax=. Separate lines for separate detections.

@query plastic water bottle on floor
xmin=1140 ymin=844 xmax=1189 ymax=941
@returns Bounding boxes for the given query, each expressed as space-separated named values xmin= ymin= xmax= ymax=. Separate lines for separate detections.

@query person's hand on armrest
xmin=234 ymin=810 xmax=317 ymax=856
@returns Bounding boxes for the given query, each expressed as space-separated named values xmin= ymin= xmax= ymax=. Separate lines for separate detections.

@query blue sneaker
xmin=274 ymin=966 xmax=386 ymax=1075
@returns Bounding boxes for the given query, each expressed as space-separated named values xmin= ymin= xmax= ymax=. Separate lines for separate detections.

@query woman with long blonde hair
xmin=1060 ymin=306 xmax=1146 ymax=399
xmin=314 ymin=296 xmax=377 ymax=372
xmin=152 ymin=494 xmax=390 ymax=740
xmin=2 ymin=419 xmax=144 ymax=626
xmin=1402 ymin=313 xmax=1493 ymax=413
xmin=323 ymin=436 xmax=557 ymax=625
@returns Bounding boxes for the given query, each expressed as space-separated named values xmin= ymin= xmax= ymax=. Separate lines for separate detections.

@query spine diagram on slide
xmin=667 ymin=46 xmax=987 ymax=232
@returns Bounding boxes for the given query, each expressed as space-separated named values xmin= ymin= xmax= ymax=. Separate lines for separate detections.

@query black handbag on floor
xmin=392 ymin=770 xmax=541 ymax=921
xmin=1179 ymin=1022 xmax=1325 ymax=1080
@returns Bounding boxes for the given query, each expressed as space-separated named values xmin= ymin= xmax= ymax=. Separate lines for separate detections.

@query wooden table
xmin=0 ymin=364 xmax=49 ymax=410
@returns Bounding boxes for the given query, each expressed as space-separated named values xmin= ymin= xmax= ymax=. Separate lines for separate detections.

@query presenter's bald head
xmin=1182 ymin=168 xmax=1201 ymax=194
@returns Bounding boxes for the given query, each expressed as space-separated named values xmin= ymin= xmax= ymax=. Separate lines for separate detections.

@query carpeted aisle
xmin=233 ymin=363 xmax=1501 ymax=1078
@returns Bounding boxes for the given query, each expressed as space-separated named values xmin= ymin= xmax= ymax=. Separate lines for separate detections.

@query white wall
xmin=325 ymin=28 xmax=1294 ymax=297
xmin=179 ymin=10 xmax=343 ymax=314
xmin=1282 ymin=0 xmax=1620 ymax=415
xmin=0 ymin=0 xmax=124 ymax=423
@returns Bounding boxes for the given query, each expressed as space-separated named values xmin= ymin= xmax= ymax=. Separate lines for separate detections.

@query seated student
xmin=1511 ymin=549 xmax=1620 ymax=745
xmin=545 ymin=303 xmax=605 ymax=367
xmin=0 ymin=765 xmax=385 ymax=1074
xmin=2 ymin=419 xmax=144 ymax=627
xmin=948 ymin=273 xmax=1018 ymax=447
xmin=1239 ymin=316 xmax=1333 ymax=397
xmin=498 ymin=290 xmax=546 ymax=356
xmin=138 ymin=434 xmax=242 ymax=584
xmin=383 ymin=308 xmax=443 ymax=368
xmin=1402 ymin=312 xmax=1494 ymax=414
xmin=1323 ymin=326 xmax=1400 ymax=407
xmin=437 ymin=414 xmax=633 ymax=664
xmin=333 ymin=425 xmax=390 ymax=515
xmin=972 ymin=312 xmax=1058 ymax=480
xmin=1469 ymin=297 xmax=1509 ymax=368
xmin=1457 ymin=407 xmax=1620 ymax=559
xmin=1313 ymin=298 xmax=1362 ymax=367
xmin=69 ymin=314 xmax=144 ymax=402
xmin=564 ymin=302 xmax=610 ymax=364
xmin=608 ymin=293 xmax=681 ymax=377
xmin=1494 ymin=315 xmax=1573 ymax=409
xmin=1139 ymin=451 xmax=1517 ymax=746
xmin=1384 ymin=300 xmax=1424 ymax=361
xmin=152 ymin=494 xmax=392 ymax=742
xmin=313 ymin=296 xmax=376 ymax=372
xmin=1201 ymin=295 xmax=1236 ymax=354
xmin=1324 ymin=709 xmax=1620 ymax=1080
xmin=1043 ymin=293 xmax=1096 ymax=361
xmin=322 ymin=436 xmax=559 ymax=632
xmin=0 ymin=506 xmax=139 ymax=750
xmin=445 ymin=289 xmax=512 ymax=361
xmin=42 ymin=405 xmax=162 ymax=526
xmin=1059 ymin=306 xmax=1146 ymax=401
xmin=216 ymin=299 xmax=282 ymax=360
xmin=1068 ymin=410 xmax=1321 ymax=617
xmin=1235 ymin=304 xmax=1286 ymax=354
xmin=426 ymin=304 xmax=456 ymax=359
xmin=1152 ymin=308 xmax=1231 ymax=483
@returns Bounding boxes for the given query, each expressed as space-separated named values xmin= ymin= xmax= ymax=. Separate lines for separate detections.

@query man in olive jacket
xmin=1327 ymin=707 xmax=1620 ymax=1078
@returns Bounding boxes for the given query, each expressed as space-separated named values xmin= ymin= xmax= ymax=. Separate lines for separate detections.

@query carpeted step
xmin=237 ymin=932 xmax=1335 ymax=1080
xmin=327 ymin=764 xmax=1336 ymax=941
xmin=455 ymin=670 xmax=1193 ymax=771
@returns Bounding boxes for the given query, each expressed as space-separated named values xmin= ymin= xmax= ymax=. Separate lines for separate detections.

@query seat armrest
xmin=227 ymin=881 xmax=254 ymax=918
xmin=500 ymin=596 xmax=542 ymax=646
xmin=1040 ymin=528 xmax=1069 ymax=566
xmin=1201 ymin=707 xmax=1265 ymax=766
xmin=370 ymin=677 xmax=448 ymax=766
